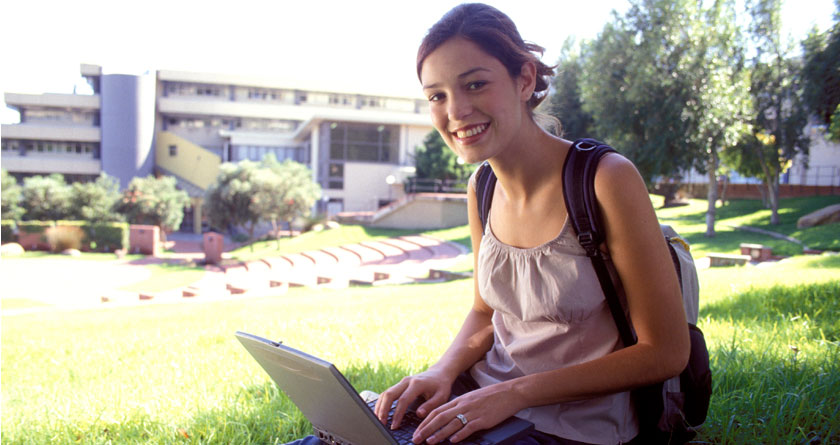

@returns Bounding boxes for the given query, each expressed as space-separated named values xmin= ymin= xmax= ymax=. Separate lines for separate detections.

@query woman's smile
xmin=453 ymin=122 xmax=490 ymax=144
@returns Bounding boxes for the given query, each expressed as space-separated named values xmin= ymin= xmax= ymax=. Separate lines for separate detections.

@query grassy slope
xmin=2 ymin=195 xmax=840 ymax=443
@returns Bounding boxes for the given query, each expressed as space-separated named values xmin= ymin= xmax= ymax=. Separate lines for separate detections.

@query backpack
xmin=475 ymin=138 xmax=712 ymax=444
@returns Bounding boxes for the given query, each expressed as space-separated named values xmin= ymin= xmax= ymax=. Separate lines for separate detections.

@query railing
xmin=405 ymin=178 xmax=468 ymax=194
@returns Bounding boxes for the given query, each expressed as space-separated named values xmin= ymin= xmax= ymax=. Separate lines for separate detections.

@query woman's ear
xmin=517 ymin=61 xmax=537 ymax=102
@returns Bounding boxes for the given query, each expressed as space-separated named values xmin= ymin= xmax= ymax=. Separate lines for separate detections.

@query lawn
xmin=2 ymin=195 xmax=839 ymax=443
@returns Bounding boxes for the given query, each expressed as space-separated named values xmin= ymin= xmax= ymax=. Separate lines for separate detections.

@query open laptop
xmin=236 ymin=331 xmax=534 ymax=445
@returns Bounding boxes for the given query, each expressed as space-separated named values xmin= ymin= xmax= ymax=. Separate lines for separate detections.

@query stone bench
xmin=707 ymin=253 xmax=752 ymax=267
xmin=740 ymin=243 xmax=773 ymax=262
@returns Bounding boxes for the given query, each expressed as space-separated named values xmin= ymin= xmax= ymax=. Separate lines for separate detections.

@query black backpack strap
xmin=475 ymin=161 xmax=497 ymax=232
xmin=562 ymin=138 xmax=636 ymax=348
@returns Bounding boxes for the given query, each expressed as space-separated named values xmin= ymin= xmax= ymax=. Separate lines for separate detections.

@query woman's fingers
xmin=423 ymin=416 xmax=472 ymax=444
xmin=413 ymin=405 xmax=483 ymax=444
xmin=374 ymin=379 xmax=408 ymax=425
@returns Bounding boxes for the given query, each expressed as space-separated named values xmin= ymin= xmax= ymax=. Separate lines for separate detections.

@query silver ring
xmin=456 ymin=413 xmax=468 ymax=426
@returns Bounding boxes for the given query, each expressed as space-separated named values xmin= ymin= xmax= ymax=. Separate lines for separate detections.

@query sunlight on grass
xmin=1 ymin=281 xmax=473 ymax=443
xmin=9 ymin=251 xmax=145 ymax=262
xmin=0 ymin=298 xmax=51 ymax=310
xmin=117 ymin=262 xmax=206 ymax=293
xmin=2 ymin=195 xmax=839 ymax=443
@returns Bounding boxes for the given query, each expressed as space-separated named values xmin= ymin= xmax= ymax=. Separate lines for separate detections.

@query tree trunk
xmin=768 ymin=173 xmax=781 ymax=225
xmin=271 ymin=219 xmax=280 ymax=249
xmin=719 ymin=174 xmax=729 ymax=206
xmin=247 ymin=223 xmax=256 ymax=252
xmin=705 ymin=157 xmax=718 ymax=237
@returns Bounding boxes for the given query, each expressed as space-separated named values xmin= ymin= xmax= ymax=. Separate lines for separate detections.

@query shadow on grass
xmin=659 ymin=195 xmax=840 ymax=227
xmin=701 ymin=281 xmax=840 ymax=342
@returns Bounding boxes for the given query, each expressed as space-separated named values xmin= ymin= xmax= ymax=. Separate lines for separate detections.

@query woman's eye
xmin=468 ymin=81 xmax=486 ymax=90
xmin=428 ymin=93 xmax=444 ymax=102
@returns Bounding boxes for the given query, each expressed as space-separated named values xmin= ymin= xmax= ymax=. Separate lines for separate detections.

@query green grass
xmin=6 ymin=251 xmax=145 ymax=262
xmin=1 ymin=281 xmax=473 ymax=444
xmin=653 ymin=195 xmax=840 ymax=258
xmin=2 ymin=195 xmax=840 ymax=443
xmin=117 ymin=262 xmax=207 ymax=293
xmin=1 ymin=298 xmax=51 ymax=310
xmin=2 ymin=255 xmax=839 ymax=443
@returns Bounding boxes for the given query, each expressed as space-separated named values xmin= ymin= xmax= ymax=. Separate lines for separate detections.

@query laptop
xmin=235 ymin=331 xmax=535 ymax=445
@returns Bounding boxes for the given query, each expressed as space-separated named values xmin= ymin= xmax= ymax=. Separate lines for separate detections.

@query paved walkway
xmin=1 ymin=234 xmax=471 ymax=314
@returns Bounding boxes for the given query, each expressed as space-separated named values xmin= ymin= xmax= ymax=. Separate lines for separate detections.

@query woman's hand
xmin=374 ymin=368 xmax=456 ymax=431
xmin=412 ymin=382 xmax=524 ymax=444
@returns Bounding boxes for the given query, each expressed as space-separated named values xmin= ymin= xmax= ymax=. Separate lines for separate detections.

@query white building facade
xmin=2 ymin=65 xmax=435 ymax=232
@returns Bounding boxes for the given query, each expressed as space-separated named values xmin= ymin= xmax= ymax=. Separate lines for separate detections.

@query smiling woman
xmin=280 ymin=3 xmax=691 ymax=445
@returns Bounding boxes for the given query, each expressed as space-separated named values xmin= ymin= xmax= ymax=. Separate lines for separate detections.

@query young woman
xmin=372 ymin=3 xmax=689 ymax=445
xmin=287 ymin=3 xmax=689 ymax=444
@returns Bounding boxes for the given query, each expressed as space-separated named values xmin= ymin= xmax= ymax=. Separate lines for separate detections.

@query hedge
xmin=81 ymin=222 xmax=129 ymax=253
xmin=1 ymin=220 xmax=16 ymax=243
xmin=13 ymin=220 xmax=129 ymax=252
xmin=18 ymin=221 xmax=55 ymax=234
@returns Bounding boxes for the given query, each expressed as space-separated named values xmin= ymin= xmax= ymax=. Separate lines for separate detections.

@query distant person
xmin=285 ymin=3 xmax=689 ymax=444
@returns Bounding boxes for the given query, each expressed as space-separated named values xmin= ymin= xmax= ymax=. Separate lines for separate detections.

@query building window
xmin=328 ymin=121 xmax=398 ymax=164
xmin=328 ymin=163 xmax=344 ymax=190
xmin=169 ymin=145 xmax=178 ymax=156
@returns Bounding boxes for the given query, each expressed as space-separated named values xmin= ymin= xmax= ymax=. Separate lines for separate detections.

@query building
xmin=2 ymin=64 xmax=435 ymax=233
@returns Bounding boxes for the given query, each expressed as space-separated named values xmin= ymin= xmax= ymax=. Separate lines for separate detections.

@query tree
xmin=413 ymin=131 xmax=470 ymax=181
xmin=1 ymin=170 xmax=24 ymax=221
xmin=204 ymin=158 xmax=322 ymax=246
xmin=801 ymin=4 xmax=840 ymax=129
xmin=116 ymin=175 xmax=190 ymax=233
xmin=21 ymin=174 xmax=72 ymax=221
xmin=67 ymin=174 xmax=124 ymax=223
xmin=544 ymin=38 xmax=595 ymax=140
xmin=739 ymin=0 xmax=811 ymax=224
xmin=582 ymin=0 xmax=705 ymax=186
xmin=205 ymin=160 xmax=264 ymax=242
xmin=259 ymin=155 xmax=322 ymax=240
xmin=830 ymin=104 xmax=840 ymax=141
xmin=681 ymin=0 xmax=752 ymax=237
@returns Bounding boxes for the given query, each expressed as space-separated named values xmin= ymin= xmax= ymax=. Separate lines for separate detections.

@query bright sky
xmin=1 ymin=0 xmax=835 ymax=124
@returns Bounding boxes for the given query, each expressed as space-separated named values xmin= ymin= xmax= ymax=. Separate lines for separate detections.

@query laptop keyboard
xmin=367 ymin=401 xmax=491 ymax=445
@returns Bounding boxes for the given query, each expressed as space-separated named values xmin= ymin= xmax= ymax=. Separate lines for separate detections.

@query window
xmin=169 ymin=145 xmax=178 ymax=156
xmin=328 ymin=122 xmax=398 ymax=164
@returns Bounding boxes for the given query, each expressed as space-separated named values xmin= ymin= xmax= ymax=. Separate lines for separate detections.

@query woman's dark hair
xmin=416 ymin=3 xmax=555 ymax=110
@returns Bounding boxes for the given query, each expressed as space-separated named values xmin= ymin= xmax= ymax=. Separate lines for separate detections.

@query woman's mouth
xmin=453 ymin=123 xmax=489 ymax=141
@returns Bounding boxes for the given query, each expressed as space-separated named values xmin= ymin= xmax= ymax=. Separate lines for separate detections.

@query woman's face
xmin=419 ymin=37 xmax=531 ymax=164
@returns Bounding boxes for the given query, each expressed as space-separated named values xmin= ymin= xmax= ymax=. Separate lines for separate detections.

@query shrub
xmin=82 ymin=222 xmax=129 ymax=252
xmin=1 ymin=220 xmax=16 ymax=243
xmin=16 ymin=221 xmax=54 ymax=250
xmin=18 ymin=221 xmax=54 ymax=234
xmin=45 ymin=225 xmax=85 ymax=252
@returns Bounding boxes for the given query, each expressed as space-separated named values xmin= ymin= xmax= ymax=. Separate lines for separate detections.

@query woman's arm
xmin=413 ymin=154 xmax=690 ymax=444
xmin=374 ymin=171 xmax=496 ymax=429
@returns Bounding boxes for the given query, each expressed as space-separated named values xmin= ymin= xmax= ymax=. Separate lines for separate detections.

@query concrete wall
xmin=369 ymin=194 xmax=468 ymax=230
xmin=101 ymin=73 xmax=156 ymax=188
xmin=341 ymin=162 xmax=398 ymax=211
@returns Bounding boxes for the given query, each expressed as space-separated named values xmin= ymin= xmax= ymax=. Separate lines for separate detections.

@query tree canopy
xmin=204 ymin=157 xmax=321 ymax=243
xmin=21 ymin=174 xmax=73 ymax=221
xmin=116 ymin=175 xmax=190 ymax=232
xmin=413 ymin=131 xmax=471 ymax=181
xmin=67 ymin=174 xmax=124 ymax=223
xmin=1 ymin=170 xmax=24 ymax=221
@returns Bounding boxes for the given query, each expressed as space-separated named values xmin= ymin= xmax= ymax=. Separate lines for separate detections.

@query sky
xmin=1 ymin=0 xmax=835 ymax=124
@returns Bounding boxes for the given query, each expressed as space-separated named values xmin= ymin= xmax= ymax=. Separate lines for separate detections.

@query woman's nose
xmin=447 ymin=93 xmax=473 ymax=121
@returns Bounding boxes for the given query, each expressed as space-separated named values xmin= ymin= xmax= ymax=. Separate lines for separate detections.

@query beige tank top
xmin=470 ymin=218 xmax=639 ymax=444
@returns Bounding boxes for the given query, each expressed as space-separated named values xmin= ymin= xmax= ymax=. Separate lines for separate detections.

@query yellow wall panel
xmin=155 ymin=131 xmax=221 ymax=189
